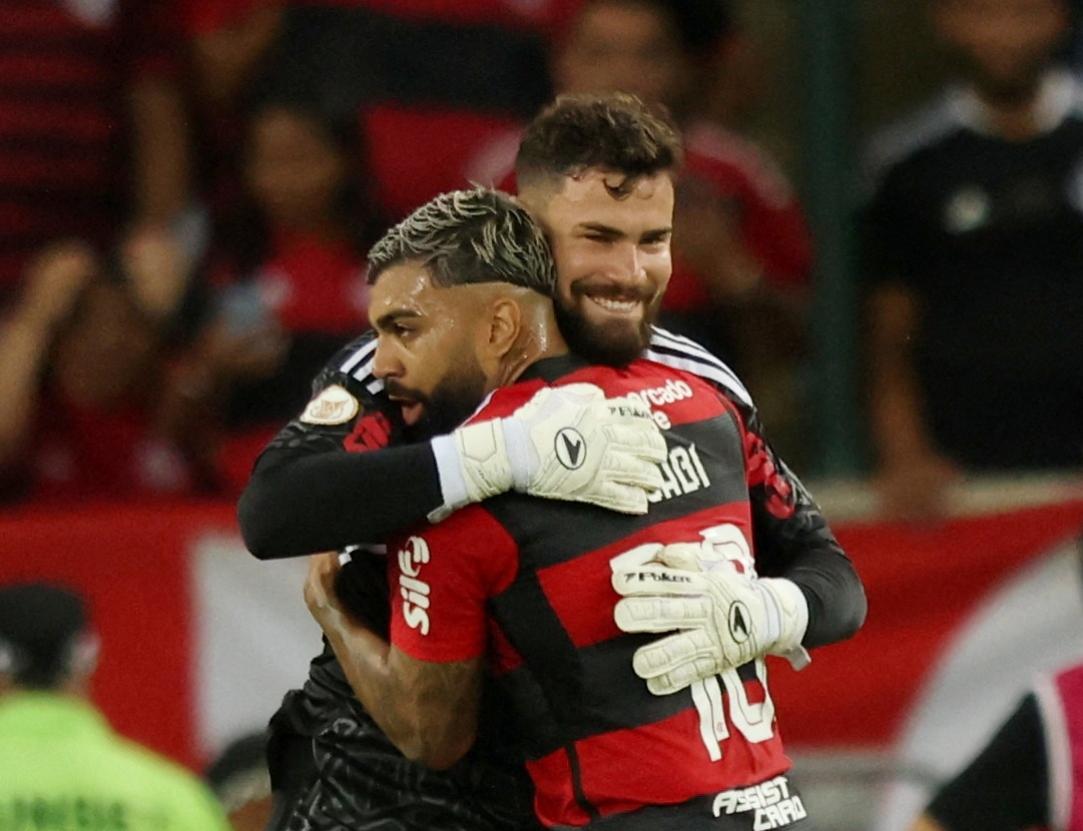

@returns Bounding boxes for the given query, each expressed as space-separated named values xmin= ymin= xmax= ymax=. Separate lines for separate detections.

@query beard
xmin=390 ymin=359 xmax=489 ymax=442
xmin=553 ymin=288 xmax=656 ymax=367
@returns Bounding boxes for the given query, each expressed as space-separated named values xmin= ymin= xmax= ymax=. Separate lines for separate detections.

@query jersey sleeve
xmin=389 ymin=507 xmax=517 ymax=664
xmin=236 ymin=332 xmax=445 ymax=558
xmin=926 ymin=693 xmax=1048 ymax=831
xmin=740 ymin=407 xmax=867 ymax=648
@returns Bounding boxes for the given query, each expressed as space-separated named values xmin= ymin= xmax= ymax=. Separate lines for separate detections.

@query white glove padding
xmin=431 ymin=383 xmax=667 ymax=520
xmin=612 ymin=541 xmax=810 ymax=695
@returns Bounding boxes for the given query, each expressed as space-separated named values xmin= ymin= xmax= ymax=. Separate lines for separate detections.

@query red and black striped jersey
xmin=0 ymin=0 xmax=178 ymax=288
xmin=389 ymin=354 xmax=792 ymax=827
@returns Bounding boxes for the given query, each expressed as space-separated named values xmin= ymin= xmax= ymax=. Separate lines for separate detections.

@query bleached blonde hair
xmin=367 ymin=187 xmax=555 ymax=295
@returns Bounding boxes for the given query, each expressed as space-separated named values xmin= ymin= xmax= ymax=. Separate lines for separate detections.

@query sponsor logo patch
xmin=300 ymin=384 xmax=360 ymax=425
xmin=626 ymin=378 xmax=695 ymax=430
xmin=554 ymin=427 xmax=586 ymax=470
xmin=712 ymin=776 xmax=806 ymax=829
xmin=398 ymin=537 xmax=431 ymax=635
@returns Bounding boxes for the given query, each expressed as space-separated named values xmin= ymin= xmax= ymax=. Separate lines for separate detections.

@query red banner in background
xmin=1 ymin=494 xmax=1082 ymax=772
xmin=769 ymin=499 xmax=1083 ymax=747
xmin=0 ymin=501 xmax=236 ymax=769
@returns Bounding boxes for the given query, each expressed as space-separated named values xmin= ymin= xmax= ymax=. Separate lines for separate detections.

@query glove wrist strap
xmin=498 ymin=415 xmax=536 ymax=491
xmin=761 ymin=578 xmax=811 ymax=670
xmin=429 ymin=420 xmax=513 ymax=522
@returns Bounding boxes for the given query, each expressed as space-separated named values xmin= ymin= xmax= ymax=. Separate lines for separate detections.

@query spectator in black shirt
xmin=864 ymin=0 xmax=1083 ymax=520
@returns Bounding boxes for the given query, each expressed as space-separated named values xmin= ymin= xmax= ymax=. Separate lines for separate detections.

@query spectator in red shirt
xmin=181 ymin=0 xmax=554 ymax=224
xmin=182 ymin=100 xmax=379 ymax=491
xmin=0 ymin=0 xmax=192 ymax=303
xmin=0 ymin=233 xmax=214 ymax=504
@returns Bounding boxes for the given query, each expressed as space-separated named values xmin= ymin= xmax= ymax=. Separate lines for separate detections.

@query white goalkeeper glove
xmin=430 ymin=383 xmax=667 ymax=520
xmin=611 ymin=535 xmax=810 ymax=696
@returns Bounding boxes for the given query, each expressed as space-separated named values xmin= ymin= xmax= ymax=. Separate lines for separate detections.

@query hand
xmin=18 ymin=241 xmax=98 ymax=332
xmin=119 ymin=224 xmax=190 ymax=321
xmin=876 ymin=451 xmax=961 ymax=523
xmin=611 ymin=535 xmax=809 ymax=695
xmin=433 ymin=383 xmax=667 ymax=517
xmin=304 ymin=552 xmax=347 ymax=630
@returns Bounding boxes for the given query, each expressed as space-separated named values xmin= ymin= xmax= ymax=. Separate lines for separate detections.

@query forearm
xmin=871 ymin=356 xmax=934 ymax=466
xmin=868 ymin=285 xmax=934 ymax=465
xmin=752 ymin=466 xmax=866 ymax=648
xmin=320 ymin=614 xmax=415 ymax=753
xmin=320 ymin=612 xmax=478 ymax=769
xmin=0 ymin=318 xmax=51 ymax=462
xmin=238 ymin=442 xmax=443 ymax=558
xmin=783 ymin=547 xmax=866 ymax=648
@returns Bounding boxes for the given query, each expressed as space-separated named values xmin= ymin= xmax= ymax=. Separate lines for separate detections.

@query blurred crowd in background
xmin=0 ymin=0 xmax=1082 ymax=519
xmin=3 ymin=3 xmax=1083 ymax=829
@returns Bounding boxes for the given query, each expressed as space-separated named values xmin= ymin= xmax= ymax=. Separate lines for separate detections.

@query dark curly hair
xmin=515 ymin=93 xmax=683 ymax=191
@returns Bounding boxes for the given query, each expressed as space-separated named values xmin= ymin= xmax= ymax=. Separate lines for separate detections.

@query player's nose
xmin=612 ymin=241 xmax=647 ymax=283
xmin=372 ymin=340 xmax=402 ymax=380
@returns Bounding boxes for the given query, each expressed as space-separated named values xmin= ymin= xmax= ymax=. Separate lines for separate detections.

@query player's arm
xmin=304 ymin=552 xmax=481 ymax=769
xmin=644 ymin=330 xmax=866 ymax=649
xmin=741 ymin=419 xmax=866 ymax=650
xmin=862 ymin=151 xmax=962 ymax=520
xmin=612 ymin=452 xmax=867 ymax=695
xmin=239 ymin=339 xmax=665 ymax=559
xmin=613 ymin=387 xmax=866 ymax=652
xmin=916 ymin=693 xmax=1048 ymax=831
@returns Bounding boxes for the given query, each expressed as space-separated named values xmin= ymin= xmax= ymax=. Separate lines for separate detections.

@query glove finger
xmin=574 ymin=482 xmax=649 ymax=515
xmin=646 ymin=657 xmax=724 ymax=696
xmin=632 ymin=629 xmax=716 ymax=677
xmin=611 ymin=565 xmax=712 ymax=597
xmin=604 ymin=393 xmax=652 ymax=421
xmin=603 ymin=424 xmax=667 ymax=462
xmin=601 ymin=455 xmax=663 ymax=491
xmin=557 ymin=383 xmax=606 ymax=405
xmin=614 ymin=596 xmax=712 ymax=632
xmin=654 ymin=542 xmax=704 ymax=572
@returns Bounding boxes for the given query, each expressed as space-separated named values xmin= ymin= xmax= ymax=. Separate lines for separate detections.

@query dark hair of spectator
xmin=216 ymin=100 xmax=382 ymax=280
xmin=0 ymin=583 xmax=94 ymax=689
xmin=515 ymin=93 xmax=683 ymax=189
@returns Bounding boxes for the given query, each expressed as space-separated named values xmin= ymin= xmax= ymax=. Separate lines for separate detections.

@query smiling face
xmin=368 ymin=260 xmax=493 ymax=438
xmin=524 ymin=168 xmax=674 ymax=365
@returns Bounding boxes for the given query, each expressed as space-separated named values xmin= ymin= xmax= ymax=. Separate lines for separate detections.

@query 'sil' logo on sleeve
xmin=398 ymin=536 xmax=431 ymax=635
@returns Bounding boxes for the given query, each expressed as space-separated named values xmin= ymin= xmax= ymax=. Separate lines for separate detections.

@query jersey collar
xmin=518 ymin=352 xmax=595 ymax=383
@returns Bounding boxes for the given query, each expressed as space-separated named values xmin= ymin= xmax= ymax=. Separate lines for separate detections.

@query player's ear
xmin=486 ymin=296 xmax=522 ymax=359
